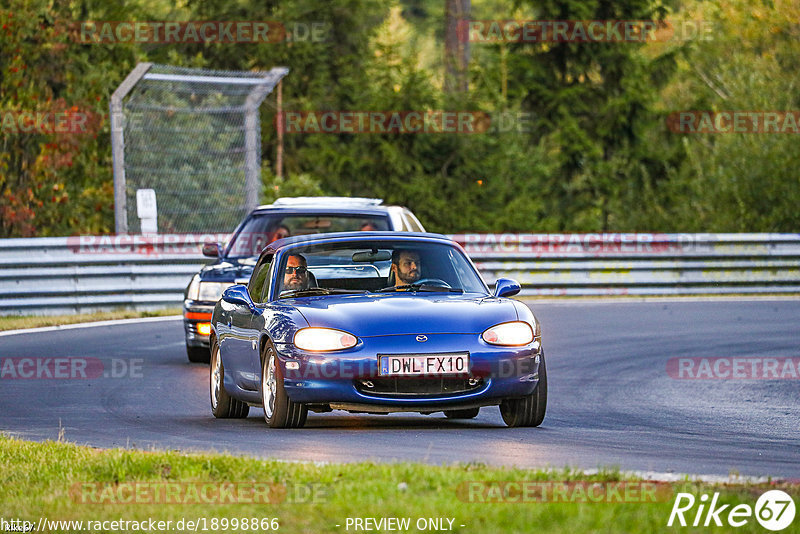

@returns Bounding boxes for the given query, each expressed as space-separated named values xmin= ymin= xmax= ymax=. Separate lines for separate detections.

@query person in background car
xmin=270 ymin=224 xmax=291 ymax=243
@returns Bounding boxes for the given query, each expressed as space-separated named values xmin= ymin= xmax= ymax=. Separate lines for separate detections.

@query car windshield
xmin=276 ymin=240 xmax=488 ymax=297
xmin=226 ymin=213 xmax=390 ymax=258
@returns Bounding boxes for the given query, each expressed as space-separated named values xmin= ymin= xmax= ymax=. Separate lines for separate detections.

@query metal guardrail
xmin=451 ymin=233 xmax=800 ymax=296
xmin=0 ymin=233 xmax=798 ymax=315
xmin=0 ymin=235 xmax=211 ymax=315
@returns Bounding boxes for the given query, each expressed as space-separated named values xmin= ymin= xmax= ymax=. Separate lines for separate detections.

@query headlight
xmin=294 ymin=328 xmax=358 ymax=352
xmin=481 ymin=321 xmax=534 ymax=346
xmin=188 ymin=280 xmax=234 ymax=302
xmin=199 ymin=282 xmax=234 ymax=302
xmin=187 ymin=276 xmax=200 ymax=300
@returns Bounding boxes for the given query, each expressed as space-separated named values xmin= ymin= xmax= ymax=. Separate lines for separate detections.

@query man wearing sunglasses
xmin=283 ymin=254 xmax=310 ymax=292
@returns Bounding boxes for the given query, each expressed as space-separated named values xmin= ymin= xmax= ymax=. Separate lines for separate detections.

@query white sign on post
xmin=136 ymin=188 xmax=158 ymax=234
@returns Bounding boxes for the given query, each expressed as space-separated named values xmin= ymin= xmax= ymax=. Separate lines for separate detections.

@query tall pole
xmin=244 ymin=105 xmax=260 ymax=212
xmin=244 ymin=73 xmax=285 ymax=212
xmin=444 ymin=0 xmax=470 ymax=93
xmin=276 ymin=80 xmax=284 ymax=181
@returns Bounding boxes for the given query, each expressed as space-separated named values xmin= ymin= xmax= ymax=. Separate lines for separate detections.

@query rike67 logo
xmin=668 ymin=490 xmax=795 ymax=531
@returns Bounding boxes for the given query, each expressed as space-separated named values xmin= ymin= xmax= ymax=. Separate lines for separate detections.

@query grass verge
xmin=0 ymin=309 xmax=181 ymax=332
xmin=0 ymin=436 xmax=795 ymax=533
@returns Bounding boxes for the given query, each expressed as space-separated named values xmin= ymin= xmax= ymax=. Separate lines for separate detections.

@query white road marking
xmin=0 ymin=315 xmax=182 ymax=337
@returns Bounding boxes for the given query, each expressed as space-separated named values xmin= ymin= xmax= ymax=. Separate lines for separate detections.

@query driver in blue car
xmin=283 ymin=254 xmax=310 ymax=292
xmin=390 ymin=249 xmax=422 ymax=287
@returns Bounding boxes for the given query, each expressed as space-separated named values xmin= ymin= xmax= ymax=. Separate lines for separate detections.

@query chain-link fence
xmin=111 ymin=63 xmax=288 ymax=234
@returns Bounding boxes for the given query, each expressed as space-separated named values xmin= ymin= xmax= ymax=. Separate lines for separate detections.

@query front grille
xmin=355 ymin=377 xmax=484 ymax=397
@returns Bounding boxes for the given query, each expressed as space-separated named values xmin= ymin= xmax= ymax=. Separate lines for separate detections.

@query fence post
xmin=110 ymin=62 xmax=153 ymax=236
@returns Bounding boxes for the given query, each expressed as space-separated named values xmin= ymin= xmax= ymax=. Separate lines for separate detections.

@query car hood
xmin=199 ymin=257 xmax=257 ymax=283
xmin=286 ymin=293 xmax=518 ymax=335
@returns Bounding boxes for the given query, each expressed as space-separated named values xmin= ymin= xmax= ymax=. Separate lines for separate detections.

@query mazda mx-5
xmin=209 ymin=232 xmax=546 ymax=428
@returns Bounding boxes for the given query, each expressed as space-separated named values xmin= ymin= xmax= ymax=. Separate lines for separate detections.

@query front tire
xmin=210 ymin=337 xmax=249 ymax=418
xmin=187 ymin=344 xmax=209 ymax=363
xmin=261 ymin=342 xmax=307 ymax=429
xmin=500 ymin=353 xmax=547 ymax=427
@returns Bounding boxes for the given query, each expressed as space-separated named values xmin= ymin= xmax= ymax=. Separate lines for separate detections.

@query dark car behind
xmin=183 ymin=197 xmax=425 ymax=362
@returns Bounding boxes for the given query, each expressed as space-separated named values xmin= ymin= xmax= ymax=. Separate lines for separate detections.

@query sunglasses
xmin=284 ymin=266 xmax=307 ymax=275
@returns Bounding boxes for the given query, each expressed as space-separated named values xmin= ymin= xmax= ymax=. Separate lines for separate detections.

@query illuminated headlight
xmin=481 ymin=321 xmax=535 ymax=346
xmin=294 ymin=328 xmax=358 ymax=352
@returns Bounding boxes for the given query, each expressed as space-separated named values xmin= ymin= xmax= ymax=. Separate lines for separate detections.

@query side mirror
xmin=202 ymin=242 xmax=223 ymax=258
xmin=222 ymin=284 xmax=254 ymax=308
xmin=494 ymin=278 xmax=521 ymax=298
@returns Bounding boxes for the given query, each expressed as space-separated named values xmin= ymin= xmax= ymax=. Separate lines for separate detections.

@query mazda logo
xmin=416 ymin=335 xmax=428 ymax=342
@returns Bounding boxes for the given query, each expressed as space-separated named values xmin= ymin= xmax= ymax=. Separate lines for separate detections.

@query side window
xmin=249 ymin=254 xmax=273 ymax=303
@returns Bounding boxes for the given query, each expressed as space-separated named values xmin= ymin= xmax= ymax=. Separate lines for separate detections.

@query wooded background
xmin=1 ymin=0 xmax=798 ymax=237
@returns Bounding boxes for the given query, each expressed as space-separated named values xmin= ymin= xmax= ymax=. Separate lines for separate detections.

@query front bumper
xmin=183 ymin=301 xmax=216 ymax=348
xmin=272 ymin=333 xmax=543 ymax=410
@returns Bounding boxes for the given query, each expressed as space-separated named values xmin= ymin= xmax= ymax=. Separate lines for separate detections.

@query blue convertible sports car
xmin=210 ymin=232 xmax=546 ymax=428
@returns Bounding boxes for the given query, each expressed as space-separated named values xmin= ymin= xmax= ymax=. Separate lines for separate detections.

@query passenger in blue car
xmin=390 ymin=249 xmax=422 ymax=286
xmin=283 ymin=254 xmax=310 ymax=291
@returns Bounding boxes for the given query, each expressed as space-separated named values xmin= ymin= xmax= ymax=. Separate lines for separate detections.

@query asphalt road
xmin=1 ymin=300 xmax=798 ymax=478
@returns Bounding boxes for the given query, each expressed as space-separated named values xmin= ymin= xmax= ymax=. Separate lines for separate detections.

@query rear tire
xmin=261 ymin=342 xmax=307 ymax=429
xmin=500 ymin=353 xmax=547 ymax=427
xmin=187 ymin=344 xmax=210 ymax=363
xmin=210 ymin=337 xmax=249 ymax=418
xmin=444 ymin=408 xmax=480 ymax=419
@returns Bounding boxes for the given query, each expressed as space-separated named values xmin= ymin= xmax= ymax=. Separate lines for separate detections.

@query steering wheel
xmin=414 ymin=278 xmax=451 ymax=288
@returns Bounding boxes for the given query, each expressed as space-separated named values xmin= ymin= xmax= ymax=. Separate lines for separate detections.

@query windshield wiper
xmin=375 ymin=284 xmax=463 ymax=293
xmin=279 ymin=288 xmax=367 ymax=299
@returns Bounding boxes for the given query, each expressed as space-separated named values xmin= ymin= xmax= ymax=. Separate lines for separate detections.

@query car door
xmin=217 ymin=255 xmax=270 ymax=392
xmin=221 ymin=290 xmax=257 ymax=391
xmin=244 ymin=254 xmax=275 ymax=386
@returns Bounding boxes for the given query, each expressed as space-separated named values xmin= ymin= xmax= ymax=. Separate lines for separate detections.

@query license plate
xmin=379 ymin=353 xmax=469 ymax=376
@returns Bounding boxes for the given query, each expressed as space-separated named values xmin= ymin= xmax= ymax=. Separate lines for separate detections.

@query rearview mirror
xmin=352 ymin=249 xmax=392 ymax=262
xmin=222 ymin=284 xmax=254 ymax=308
xmin=494 ymin=278 xmax=521 ymax=298
xmin=202 ymin=242 xmax=222 ymax=258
